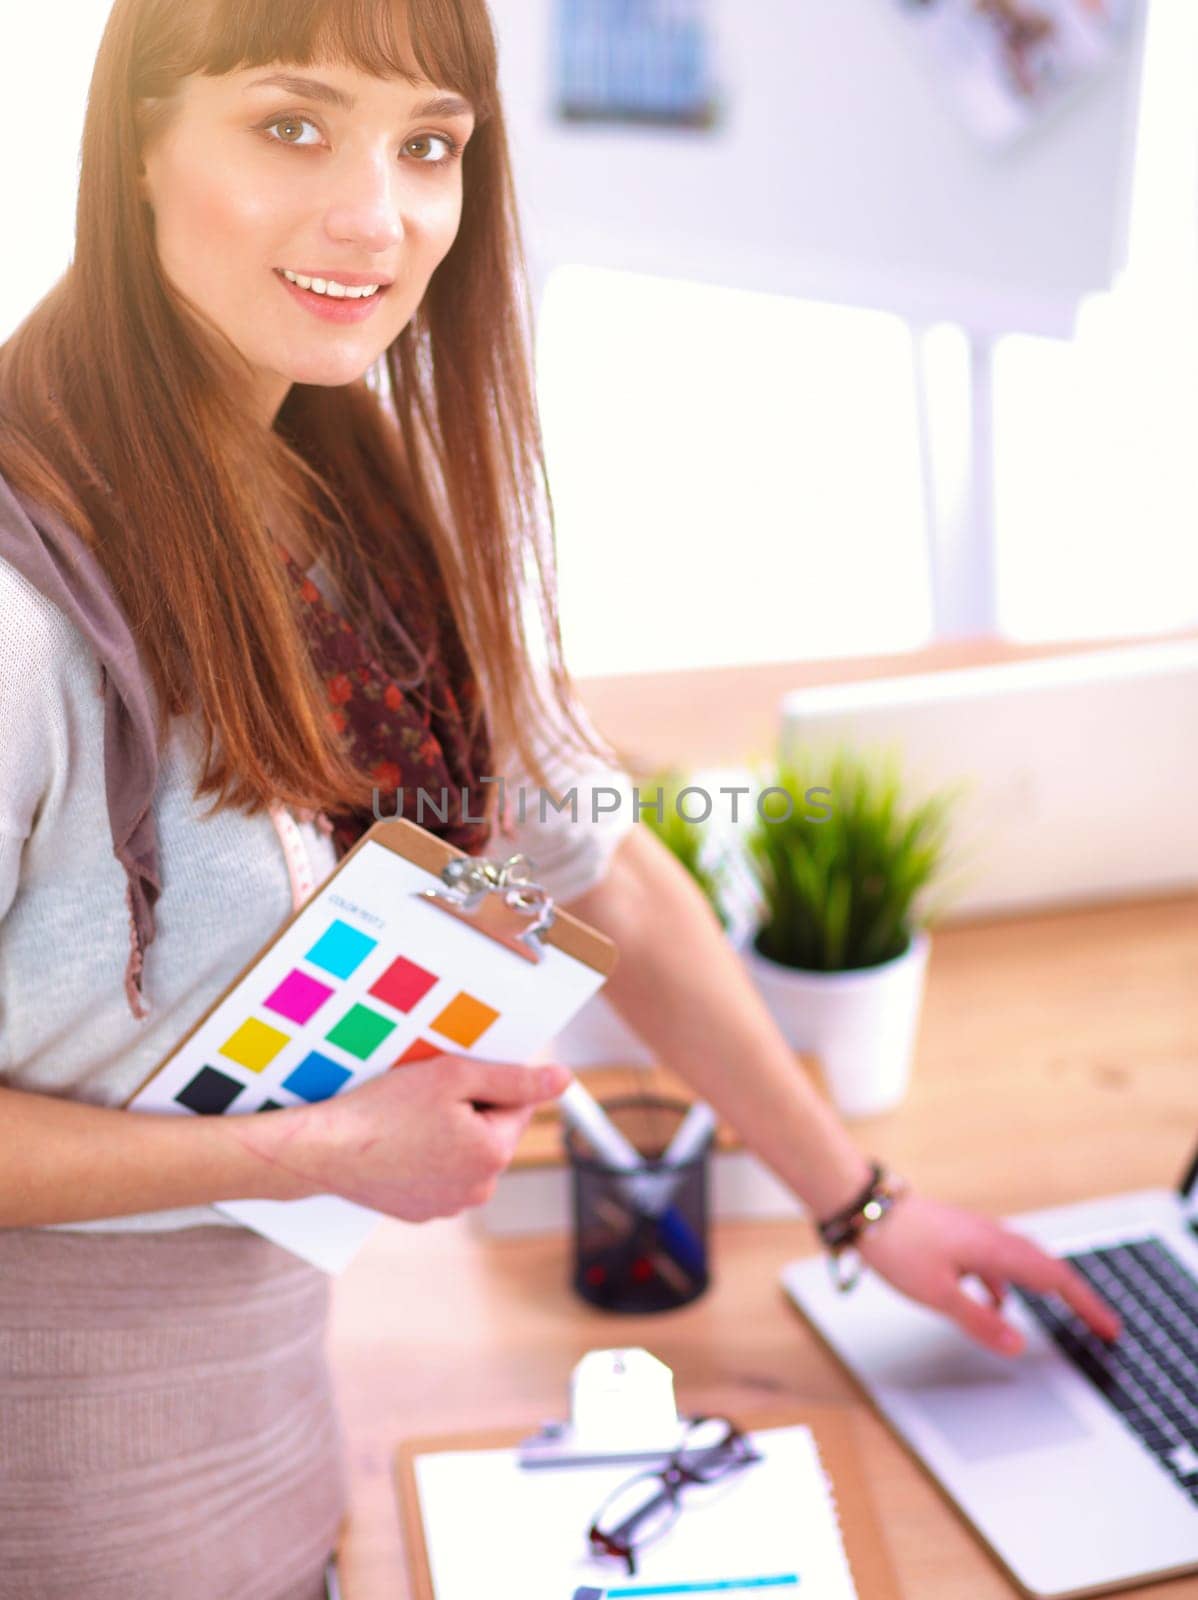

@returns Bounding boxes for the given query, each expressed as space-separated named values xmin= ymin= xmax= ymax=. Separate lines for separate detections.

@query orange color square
xmin=428 ymin=991 xmax=499 ymax=1049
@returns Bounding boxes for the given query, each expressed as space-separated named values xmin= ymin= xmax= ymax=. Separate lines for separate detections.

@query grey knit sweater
xmin=0 ymin=551 xmax=632 ymax=1232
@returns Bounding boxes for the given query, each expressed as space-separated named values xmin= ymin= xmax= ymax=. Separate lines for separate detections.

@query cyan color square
xmin=304 ymin=919 xmax=378 ymax=980
xmin=282 ymin=1051 xmax=354 ymax=1103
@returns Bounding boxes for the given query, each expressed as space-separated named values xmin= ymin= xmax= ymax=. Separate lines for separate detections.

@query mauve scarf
xmin=0 ymin=470 xmax=494 ymax=1021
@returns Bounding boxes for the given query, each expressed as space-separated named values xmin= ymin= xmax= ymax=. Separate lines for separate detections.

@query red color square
xmin=369 ymin=955 xmax=438 ymax=1013
xmin=392 ymin=1037 xmax=443 ymax=1067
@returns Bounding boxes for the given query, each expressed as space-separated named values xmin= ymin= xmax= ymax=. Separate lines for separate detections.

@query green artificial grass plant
xmin=745 ymin=741 xmax=966 ymax=973
xmin=637 ymin=767 xmax=731 ymax=930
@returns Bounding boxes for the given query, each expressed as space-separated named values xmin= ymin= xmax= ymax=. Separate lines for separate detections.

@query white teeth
xmin=281 ymin=269 xmax=381 ymax=300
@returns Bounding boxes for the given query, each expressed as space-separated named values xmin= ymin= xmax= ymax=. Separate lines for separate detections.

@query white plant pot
xmin=739 ymin=927 xmax=931 ymax=1118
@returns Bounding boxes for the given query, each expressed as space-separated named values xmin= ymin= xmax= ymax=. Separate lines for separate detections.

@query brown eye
xmin=403 ymin=133 xmax=460 ymax=165
xmin=262 ymin=115 xmax=320 ymax=147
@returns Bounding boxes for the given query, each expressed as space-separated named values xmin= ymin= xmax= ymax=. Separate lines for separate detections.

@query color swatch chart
xmin=127 ymin=835 xmax=610 ymax=1272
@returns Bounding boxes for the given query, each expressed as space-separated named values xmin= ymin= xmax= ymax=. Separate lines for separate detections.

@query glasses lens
xmin=592 ymin=1472 xmax=681 ymax=1555
xmin=675 ymin=1416 xmax=742 ymax=1478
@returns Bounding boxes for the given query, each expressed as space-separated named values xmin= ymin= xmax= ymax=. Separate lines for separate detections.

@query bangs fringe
xmin=142 ymin=0 xmax=495 ymax=120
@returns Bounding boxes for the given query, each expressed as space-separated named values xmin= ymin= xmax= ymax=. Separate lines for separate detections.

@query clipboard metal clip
xmin=418 ymin=853 xmax=557 ymax=965
xmin=518 ymin=1348 xmax=688 ymax=1470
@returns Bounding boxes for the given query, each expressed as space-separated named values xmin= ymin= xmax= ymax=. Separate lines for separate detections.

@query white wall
xmin=0 ymin=4 xmax=109 ymax=342
xmin=3 ymin=1 xmax=1193 ymax=678
xmin=532 ymin=0 xmax=1198 ymax=675
xmin=492 ymin=0 xmax=1147 ymax=336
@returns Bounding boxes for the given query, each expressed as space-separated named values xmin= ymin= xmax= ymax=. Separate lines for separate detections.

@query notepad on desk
xmin=395 ymin=1408 xmax=902 ymax=1600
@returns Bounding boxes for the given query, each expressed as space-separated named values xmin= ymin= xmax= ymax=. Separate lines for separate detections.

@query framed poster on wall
xmin=554 ymin=0 xmax=720 ymax=129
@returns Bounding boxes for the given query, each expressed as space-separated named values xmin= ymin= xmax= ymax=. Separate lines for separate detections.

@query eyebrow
xmin=244 ymin=72 xmax=474 ymax=121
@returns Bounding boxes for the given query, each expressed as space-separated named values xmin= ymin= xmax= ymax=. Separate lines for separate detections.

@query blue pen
xmin=573 ymin=1577 xmax=799 ymax=1598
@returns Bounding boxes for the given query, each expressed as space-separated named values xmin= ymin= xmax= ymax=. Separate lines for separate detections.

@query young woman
xmin=0 ymin=0 xmax=1122 ymax=1593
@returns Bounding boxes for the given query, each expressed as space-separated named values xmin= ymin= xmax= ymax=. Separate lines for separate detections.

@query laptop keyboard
xmin=1010 ymin=1238 xmax=1198 ymax=1509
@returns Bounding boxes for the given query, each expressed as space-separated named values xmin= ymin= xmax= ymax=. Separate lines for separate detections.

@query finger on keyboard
xmin=1001 ymin=1232 xmax=1123 ymax=1340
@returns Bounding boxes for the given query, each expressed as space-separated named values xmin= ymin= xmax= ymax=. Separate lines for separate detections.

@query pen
xmin=572 ymin=1577 xmax=799 ymax=1597
xmin=558 ymin=1080 xmax=706 ymax=1277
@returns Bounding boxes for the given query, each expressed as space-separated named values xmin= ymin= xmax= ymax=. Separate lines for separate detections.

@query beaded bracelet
xmin=815 ymin=1160 xmax=911 ymax=1292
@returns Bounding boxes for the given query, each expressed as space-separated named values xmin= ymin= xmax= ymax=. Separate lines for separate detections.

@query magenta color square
xmin=263 ymin=968 xmax=335 ymax=1025
xmin=368 ymin=954 xmax=439 ymax=1013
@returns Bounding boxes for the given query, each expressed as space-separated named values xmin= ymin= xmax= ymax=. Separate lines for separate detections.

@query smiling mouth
xmin=276 ymin=268 xmax=390 ymax=300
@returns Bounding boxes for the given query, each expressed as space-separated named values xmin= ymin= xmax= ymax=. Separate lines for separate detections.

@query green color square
xmin=324 ymin=1003 xmax=398 ymax=1061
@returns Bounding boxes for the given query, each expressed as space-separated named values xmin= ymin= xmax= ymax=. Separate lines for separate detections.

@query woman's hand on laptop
xmin=855 ymin=1192 xmax=1124 ymax=1358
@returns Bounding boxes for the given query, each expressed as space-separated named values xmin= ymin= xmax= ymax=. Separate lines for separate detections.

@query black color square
xmin=175 ymin=1066 xmax=244 ymax=1115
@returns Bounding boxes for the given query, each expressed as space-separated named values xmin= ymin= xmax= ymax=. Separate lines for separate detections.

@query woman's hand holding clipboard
xmin=233 ymin=1054 xmax=572 ymax=1224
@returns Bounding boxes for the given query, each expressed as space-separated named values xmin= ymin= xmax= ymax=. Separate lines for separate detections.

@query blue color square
xmin=282 ymin=1051 xmax=354 ymax=1103
xmin=304 ymin=919 xmax=378 ymax=980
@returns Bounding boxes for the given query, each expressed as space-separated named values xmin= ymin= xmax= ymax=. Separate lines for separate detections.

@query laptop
xmin=780 ymin=1138 xmax=1198 ymax=1599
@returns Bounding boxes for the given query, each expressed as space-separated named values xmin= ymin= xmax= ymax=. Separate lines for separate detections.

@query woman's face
xmin=140 ymin=54 xmax=476 ymax=424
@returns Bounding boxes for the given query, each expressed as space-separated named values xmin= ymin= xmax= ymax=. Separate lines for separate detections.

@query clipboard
xmin=121 ymin=818 xmax=618 ymax=1273
xmin=393 ymin=1404 xmax=902 ymax=1600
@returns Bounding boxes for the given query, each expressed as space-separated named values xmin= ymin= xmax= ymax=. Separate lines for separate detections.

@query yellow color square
xmin=218 ymin=1016 xmax=291 ymax=1073
xmin=429 ymin=992 xmax=500 ymax=1049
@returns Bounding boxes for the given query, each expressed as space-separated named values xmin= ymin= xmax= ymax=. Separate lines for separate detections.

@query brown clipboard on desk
xmin=393 ymin=1404 xmax=902 ymax=1599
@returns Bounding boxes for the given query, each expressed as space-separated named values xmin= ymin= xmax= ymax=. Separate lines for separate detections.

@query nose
xmin=322 ymin=151 xmax=404 ymax=256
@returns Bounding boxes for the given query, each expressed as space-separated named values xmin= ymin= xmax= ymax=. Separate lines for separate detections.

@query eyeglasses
xmin=586 ymin=1416 xmax=763 ymax=1576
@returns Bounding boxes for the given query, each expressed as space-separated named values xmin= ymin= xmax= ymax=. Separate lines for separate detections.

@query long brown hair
xmin=0 ymin=0 xmax=628 ymax=825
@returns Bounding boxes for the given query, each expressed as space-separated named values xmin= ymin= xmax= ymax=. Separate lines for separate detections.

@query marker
xmin=558 ymin=1080 xmax=706 ymax=1276
xmin=659 ymin=1101 xmax=719 ymax=1172
xmin=572 ymin=1577 xmax=799 ymax=1598
xmin=625 ymin=1099 xmax=719 ymax=1225
xmin=560 ymin=1085 xmax=716 ymax=1213
xmin=620 ymin=1104 xmax=718 ymax=1294
xmin=559 ymin=1079 xmax=693 ymax=1217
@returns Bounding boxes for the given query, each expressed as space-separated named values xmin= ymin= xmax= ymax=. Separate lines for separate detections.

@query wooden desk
xmin=327 ymin=889 xmax=1198 ymax=1599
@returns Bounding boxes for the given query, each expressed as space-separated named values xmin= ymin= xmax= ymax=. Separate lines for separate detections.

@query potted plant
xmin=739 ymin=741 xmax=967 ymax=1118
xmin=637 ymin=767 xmax=732 ymax=929
xmin=542 ymin=767 xmax=738 ymax=1068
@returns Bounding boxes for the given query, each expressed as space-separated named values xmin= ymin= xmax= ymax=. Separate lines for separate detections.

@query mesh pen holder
xmin=565 ymin=1094 xmax=711 ymax=1314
